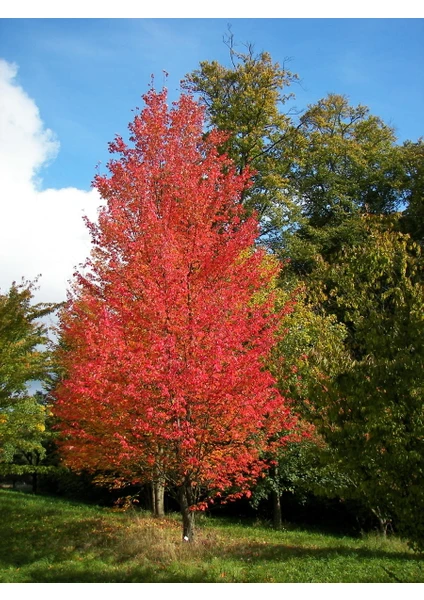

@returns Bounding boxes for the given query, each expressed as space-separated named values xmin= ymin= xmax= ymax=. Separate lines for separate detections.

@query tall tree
xmin=186 ymin=40 xmax=424 ymax=545
xmin=305 ymin=216 xmax=424 ymax=544
xmin=54 ymin=89 xmax=298 ymax=541
xmin=184 ymin=33 xmax=300 ymax=247
xmin=262 ymin=282 xmax=348 ymax=528
xmin=0 ymin=280 xmax=57 ymax=489
xmin=286 ymin=94 xmax=408 ymax=274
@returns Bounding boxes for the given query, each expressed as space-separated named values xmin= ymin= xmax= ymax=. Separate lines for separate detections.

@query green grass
xmin=0 ymin=489 xmax=423 ymax=582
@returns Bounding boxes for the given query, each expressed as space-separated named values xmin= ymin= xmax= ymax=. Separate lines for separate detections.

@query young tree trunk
xmin=271 ymin=489 xmax=282 ymax=530
xmin=371 ymin=507 xmax=391 ymax=537
xmin=377 ymin=517 xmax=391 ymax=537
xmin=32 ymin=471 xmax=38 ymax=494
xmin=151 ymin=478 xmax=165 ymax=517
xmin=178 ymin=483 xmax=195 ymax=542
xmin=270 ymin=464 xmax=282 ymax=529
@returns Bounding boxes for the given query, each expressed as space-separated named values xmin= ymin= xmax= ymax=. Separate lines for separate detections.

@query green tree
xmin=399 ymin=138 xmax=424 ymax=246
xmin=186 ymin=43 xmax=377 ymax=528
xmin=261 ymin=283 xmax=348 ymax=528
xmin=306 ymin=216 xmax=424 ymax=545
xmin=186 ymin=40 xmax=424 ymax=545
xmin=0 ymin=280 xmax=58 ymax=490
xmin=250 ymin=437 xmax=351 ymax=530
xmin=286 ymin=94 xmax=408 ymax=273
xmin=184 ymin=33 xmax=300 ymax=247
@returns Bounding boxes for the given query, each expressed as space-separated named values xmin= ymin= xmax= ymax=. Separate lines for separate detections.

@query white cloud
xmin=0 ymin=59 xmax=103 ymax=304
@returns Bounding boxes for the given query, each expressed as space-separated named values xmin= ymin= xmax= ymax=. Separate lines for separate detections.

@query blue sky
xmin=0 ymin=18 xmax=423 ymax=303
xmin=1 ymin=18 xmax=423 ymax=190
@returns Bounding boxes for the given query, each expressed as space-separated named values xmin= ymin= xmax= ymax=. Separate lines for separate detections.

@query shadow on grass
xmin=0 ymin=491 xmax=120 ymax=567
xmin=218 ymin=540 xmax=421 ymax=563
xmin=1 ymin=490 xmax=423 ymax=583
xmin=20 ymin=565 xmax=216 ymax=583
xmin=0 ymin=491 xmax=216 ymax=582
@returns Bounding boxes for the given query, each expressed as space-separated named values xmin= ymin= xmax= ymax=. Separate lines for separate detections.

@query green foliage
xmin=286 ymin=94 xmax=408 ymax=273
xmin=0 ymin=280 xmax=56 ymax=403
xmin=254 ymin=282 xmax=350 ymax=523
xmin=185 ymin=41 xmax=424 ymax=548
xmin=273 ymin=282 xmax=348 ymax=401
xmin=184 ymin=33 xmax=300 ymax=246
xmin=186 ymin=40 xmax=411 ymax=263
xmin=399 ymin=138 xmax=424 ymax=245
xmin=295 ymin=94 xmax=403 ymax=217
xmin=1 ymin=395 xmax=48 ymax=464
xmin=0 ymin=280 xmax=58 ymax=482
xmin=250 ymin=439 xmax=347 ymax=506
xmin=305 ymin=216 xmax=424 ymax=547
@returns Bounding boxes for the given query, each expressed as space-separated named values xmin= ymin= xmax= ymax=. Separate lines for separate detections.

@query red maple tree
xmin=54 ymin=89 xmax=297 ymax=541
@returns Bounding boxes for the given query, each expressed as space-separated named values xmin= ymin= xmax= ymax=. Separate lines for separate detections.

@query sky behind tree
xmin=0 ymin=18 xmax=423 ymax=303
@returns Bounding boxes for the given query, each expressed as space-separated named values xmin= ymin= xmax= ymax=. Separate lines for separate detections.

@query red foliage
xmin=54 ymin=89 xmax=296 ymax=507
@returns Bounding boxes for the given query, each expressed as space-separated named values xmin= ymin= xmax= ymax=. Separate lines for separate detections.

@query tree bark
xmin=377 ymin=516 xmax=390 ymax=537
xmin=371 ymin=507 xmax=391 ymax=537
xmin=151 ymin=478 xmax=165 ymax=517
xmin=271 ymin=489 xmax=282 ymax=530
xmin=270 ymin=463 xmax=282 ymax=530
xmin=178 ymin=484 xmax=195 ymax=542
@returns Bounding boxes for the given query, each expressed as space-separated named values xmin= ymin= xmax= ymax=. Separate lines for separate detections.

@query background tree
xmin=54 ymin=88 xmax=299 ymax=542
xmin=186 ymin=40 xmax=424 ymax=547
xmin=285 ymin=93 xmax=408 ymax=274
xmin=305 ymin=216 xmax=424 ymax=543
xmin=399 ymin=138 xmax=424 ymax=246
xmin=184 ymin=32 xmax=300 ymax=248
xmin=260 ymin=283 xmax=348 ymax=528
xmin=0 ymin=280 xmax=57 ymax=490
xmin=281 ymin=97 xmax=424 ymax=542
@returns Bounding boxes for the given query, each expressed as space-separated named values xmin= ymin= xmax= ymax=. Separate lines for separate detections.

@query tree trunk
xmin=151 ymin=478 xmax=165 ymax=518
xmin=270 ymin=463 xmax=282 ymax=530
xmin=271 ymin=489 xmax=282 ymax=530
xmin=178 ymin=484 xmax=195 ymax=542
xmin=32 ymin=471 xmax=38 ymax=494
xmin=371 ymin=507 xmax=391 ymax=537
xmin=377 ymin=516 xmax=390 ymax=537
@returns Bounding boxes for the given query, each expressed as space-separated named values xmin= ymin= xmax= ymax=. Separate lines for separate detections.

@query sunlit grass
xmin=0 ymin=489 xmax=423 ymax=582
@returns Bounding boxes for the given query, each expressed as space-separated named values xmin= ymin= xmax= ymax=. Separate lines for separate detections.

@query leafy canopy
xmin=306 ymin=216 xmax=424 ymax=545
xmin=54 ymin=89 xmax=298 ymax=536
xmin=184 ymin=35 xmax=299 ymax=246
xmin=0 ymin=280 xmax=57 ymax=476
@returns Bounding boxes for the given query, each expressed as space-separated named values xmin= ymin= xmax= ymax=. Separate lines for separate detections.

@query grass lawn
xmin=0 ymin=489 xmax=423 ymax=583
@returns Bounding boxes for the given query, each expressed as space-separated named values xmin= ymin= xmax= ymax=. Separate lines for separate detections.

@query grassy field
xmin=0 ymin=489 xmax=423 ymax=583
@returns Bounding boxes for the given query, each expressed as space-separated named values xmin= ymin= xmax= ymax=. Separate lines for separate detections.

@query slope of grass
xmin=0 ymin=489 xmax=423 ymax=583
